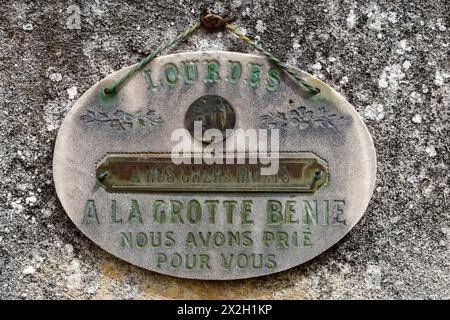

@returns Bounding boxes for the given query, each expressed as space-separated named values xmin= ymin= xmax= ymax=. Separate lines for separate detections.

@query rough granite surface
xmin=0 ymin=0 xmax=448 ymax=299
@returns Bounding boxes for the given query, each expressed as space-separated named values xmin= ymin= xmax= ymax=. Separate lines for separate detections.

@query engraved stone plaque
xmin=53 ymin=51 xmax=376 ymax=280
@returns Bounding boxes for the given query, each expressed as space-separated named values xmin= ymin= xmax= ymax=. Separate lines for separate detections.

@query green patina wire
xmin=104 ymin=21 xmax=202 ymax=95
xmin=225 ymin=24 xmax=320 ymax=95
xmin=103 ymin=13 xmax=320 ymax=96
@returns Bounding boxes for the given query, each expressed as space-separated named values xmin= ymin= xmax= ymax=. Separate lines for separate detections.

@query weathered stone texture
xmin=0 ymin=0 xmax=448 ymax=299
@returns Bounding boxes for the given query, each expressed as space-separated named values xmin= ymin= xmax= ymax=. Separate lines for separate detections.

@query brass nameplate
xmin=96 ymin=153 xmax=328 ymax=193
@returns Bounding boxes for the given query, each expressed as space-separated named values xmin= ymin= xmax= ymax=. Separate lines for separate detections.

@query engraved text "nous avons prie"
xmin=81 ymin=199 xmax=345 ymax=272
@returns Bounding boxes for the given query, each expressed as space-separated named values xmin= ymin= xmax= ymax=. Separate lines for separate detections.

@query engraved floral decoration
xmin=261 ymin=106 xmax=345 ymax=132
xmin=80 ymin=109 xmax=163 ymax=131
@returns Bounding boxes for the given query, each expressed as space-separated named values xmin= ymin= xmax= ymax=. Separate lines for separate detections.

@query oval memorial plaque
xmin=53 ymin=51 xmax=376 ymax=280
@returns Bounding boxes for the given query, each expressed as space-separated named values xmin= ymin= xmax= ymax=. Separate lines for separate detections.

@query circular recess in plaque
xmin=184 ymin=95 xmax=236 ymax=143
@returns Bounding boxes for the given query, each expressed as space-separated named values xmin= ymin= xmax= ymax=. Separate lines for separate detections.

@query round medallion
xmin=184 ymin=94 xmax=236 ymax=143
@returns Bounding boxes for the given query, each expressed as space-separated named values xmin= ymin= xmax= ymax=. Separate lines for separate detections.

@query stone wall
xmin=0 ymin=0 xmax=448 ymax=299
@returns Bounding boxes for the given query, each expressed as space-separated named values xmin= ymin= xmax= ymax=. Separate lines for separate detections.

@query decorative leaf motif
xmin=80 ymin=109 xmax=163 ymax=131
xmin=261 ymin=105 xmax=346 ymax=133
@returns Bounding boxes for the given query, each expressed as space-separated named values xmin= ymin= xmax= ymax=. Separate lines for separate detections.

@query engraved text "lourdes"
xmin=142 ymin=60 xmax=281 ymax=93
